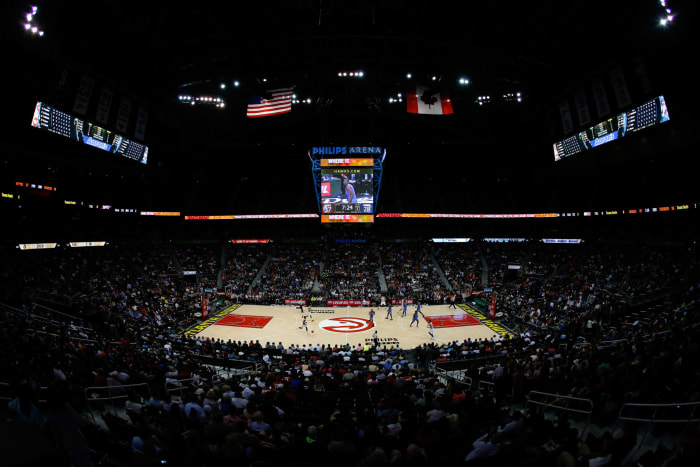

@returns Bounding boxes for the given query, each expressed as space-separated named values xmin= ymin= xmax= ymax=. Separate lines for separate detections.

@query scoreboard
xmin=31 ymin=102 xmax=149 ymax=164
xmin=553 ymin=95 xmax=670 ymax=161
xmin=312 ymin=155 xmax=382 ymax=223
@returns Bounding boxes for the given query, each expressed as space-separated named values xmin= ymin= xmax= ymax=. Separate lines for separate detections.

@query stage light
xmin=262 ymin=78 xmax=267 ymax=82
xmin=660 ymin=18 xmax=668 ymax=25
xmin=397 ymin=93 xmax=402 ymax=97
xmin=38 ymin=30 xmax=44 ymax=36
xmin=220 ymin=83 xmax=226 ymax=89
xmin=667 ymin=14 xmax=674 ymax=21
xmin=358 ymin=71 xmax=364 ymax=77
xmin=432 ymin=76 xmax=437 ymax=81
xmin=338 ymin=72 xmax=342 ymax=77
xmin=24 ymin=23 xmax=31 ymax=30
xmin=26 ymin=13 xmax=32 ymax=22
xmin=389 ymin=98 xmax=394 ymax=103
xmin=406 ymin=73 xmax=412 ymax=79
xmin=233 ymin=81 xmax=240 ymax=87
xmin=31 ymin=26 xmax=38 ymax=34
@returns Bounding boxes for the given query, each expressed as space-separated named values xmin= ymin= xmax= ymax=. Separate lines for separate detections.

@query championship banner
xmin=391 ymin=299 xmax=414 ymax=305
xmin=609 ymin=66 xmax=632 ymax=109
xmin=573 ymin=88 xmax=591 ymax=126
xmin=95 ymin=86 xmax=114 ymax=124
xmin=134 ymin=107 xmax=148 ymax=141
xmin=327 ymin=300 xmax=371 ymax=306
xmin=73 ymin=74 xmax=95 ymax=116
xmin=285 ymin=299 xmax=307 ymax=305
xmin=115 ymin=97 xmax=132 ymax=134
xmin=559 ymin=99 xmax=574 ymax=134
xmin=591 ymin=78 xmax=610 ymax=117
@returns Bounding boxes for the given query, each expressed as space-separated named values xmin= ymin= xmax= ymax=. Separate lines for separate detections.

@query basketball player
xmin=428 ymin=319 xmax=435 ymax=341
xmin=369 ymin=309 xmax=375 ymax=323
xmin=449 ymin=294 xmax=457 ymax=309
xmin=402 ymin=299 xmax=408 ymax=317
xmin=410 ymin=309 xmax=420 ymax=328
xmin=372 ymin=329 xmax=379 ymax=347
xmin=385 ymin=303 xmax=393 ymax=320
xmin=343 ymin=176 xmax=357 ymax=204
xmin=299 ymin=316 xmax=309 ymax=333
xmin=304 ymin=307 xmax=313 ymax=322
xmin=416 ymin=300 xmax=423 ymax=317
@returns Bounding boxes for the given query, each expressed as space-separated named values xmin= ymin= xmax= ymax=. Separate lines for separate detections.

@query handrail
xmin=478 ymin=380 xmax=495 ymax=393
xmin=0 ymin=302 xmax=28 ymax=315
xmin=32 ymin=303 xmax=82 ymax=322
xmin=165 ymin=377 xmax=202 ymax=395
xmin=26 ymin=328 xmax=98 ymax=345
xmin=597 ymin=339 xmax=628 ymax=347
xmin=526 ymin=391 xmax=594 ymax=415
xmin=618 ymin=401 xmax=700 ymax=423
xmin=84 ymin=383 xmax=152 ymax=403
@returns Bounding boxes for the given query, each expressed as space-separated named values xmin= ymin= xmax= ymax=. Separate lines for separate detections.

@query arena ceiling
xmin=2 ymin=0 xmax=697 ymax=215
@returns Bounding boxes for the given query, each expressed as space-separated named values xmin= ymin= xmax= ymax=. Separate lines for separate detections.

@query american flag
xmin=247 ymin=87 xmax=293 ymax=118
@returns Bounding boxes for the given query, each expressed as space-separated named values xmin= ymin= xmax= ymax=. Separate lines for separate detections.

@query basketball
xmin=311 ymin=330 xmax=315 ymax=333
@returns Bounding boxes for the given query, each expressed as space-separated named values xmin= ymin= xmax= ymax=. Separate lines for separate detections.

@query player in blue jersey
xmin=402 ymin=299 xmax=408 ymax=317
xmin=410 ymin=309 xmax=420 ymax=327
xmin=343 ymin=176 xmax=357 ymax=204
xmin=385 ymin=303 xmax=393 ymax=320
xmin=368 ymin=309 xmax=375 ymax=323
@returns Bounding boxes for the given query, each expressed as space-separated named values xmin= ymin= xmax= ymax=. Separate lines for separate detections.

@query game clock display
xmin=31 ymin=102 xmax=148 ymax=164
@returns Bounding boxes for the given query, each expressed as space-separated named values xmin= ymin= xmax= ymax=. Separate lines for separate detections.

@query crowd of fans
xmin=380 ymin=244 xmax=447 ymax=303
xmin=2 ymin=240 xmax=700 ymax=466
xmin=253 ymin=245 xmax=320 ymax=304
xmin=221 ymin=244 xmax=269 ymax=297
xmin=319 ymin=243 xmax=381 ymax=301
xmin=481 ymin=241 xmax=532 ymax=285
xmin=174 ymin=244 xmax=221 ymax=288
xmin=432 ymin=244 xmax=482 ymax=295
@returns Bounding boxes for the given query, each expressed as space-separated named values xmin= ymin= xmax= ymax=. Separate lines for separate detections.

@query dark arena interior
xmin=2 ymin=1 xmax=700 ymax=466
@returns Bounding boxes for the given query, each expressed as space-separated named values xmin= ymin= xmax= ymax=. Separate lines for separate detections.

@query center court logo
xmin=319 ymin=317 xmax=374 ymax=333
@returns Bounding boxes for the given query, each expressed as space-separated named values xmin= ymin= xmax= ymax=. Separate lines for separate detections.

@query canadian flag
xmin=407 ymin=85 xmax=453 ymax=115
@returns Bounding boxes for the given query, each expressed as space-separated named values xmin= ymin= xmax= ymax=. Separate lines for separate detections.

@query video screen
xmin=31 ymin=102 xmax=148 ymax=164
xmin=554 ymin=95 xmax=670 ymax=161
xmin=320 ymin=167 xmax=373 ymax=215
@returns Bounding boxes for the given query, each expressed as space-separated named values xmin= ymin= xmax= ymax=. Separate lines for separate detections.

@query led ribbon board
xmin=31 ymin=102 xmax=149 ymax=164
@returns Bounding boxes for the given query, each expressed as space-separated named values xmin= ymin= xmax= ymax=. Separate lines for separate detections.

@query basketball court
xmin=185 ymin=303 xmax=511 ymax=349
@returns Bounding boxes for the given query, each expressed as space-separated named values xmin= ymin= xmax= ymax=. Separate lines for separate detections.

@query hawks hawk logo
xmin=319 ymin=317 xmax=374 ymax=333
